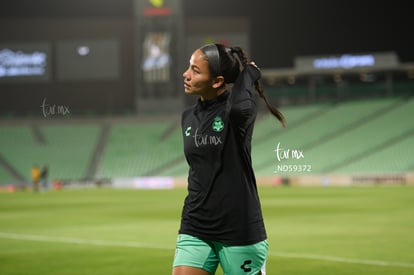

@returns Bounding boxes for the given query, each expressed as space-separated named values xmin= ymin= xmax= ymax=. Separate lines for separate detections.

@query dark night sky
xmin=1 ymin=0 xmax=413 ymax=69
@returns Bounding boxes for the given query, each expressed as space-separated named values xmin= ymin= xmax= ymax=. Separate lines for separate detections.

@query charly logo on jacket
xmin=212 ymin=116 xmax=224 ymax=132
xmin=185 ymin=126 xmax=191 ymax=136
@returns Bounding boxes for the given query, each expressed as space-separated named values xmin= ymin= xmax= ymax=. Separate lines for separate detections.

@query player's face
xmin=183 ymin=49 xmax=215 ymax=97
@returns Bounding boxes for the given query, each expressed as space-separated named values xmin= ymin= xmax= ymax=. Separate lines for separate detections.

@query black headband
xmin=200 ymin=43 xmax=222 ymax=76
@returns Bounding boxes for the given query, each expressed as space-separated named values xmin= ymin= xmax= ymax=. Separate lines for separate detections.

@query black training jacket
xmin=178 ymin=64 xmax=267 ymax=245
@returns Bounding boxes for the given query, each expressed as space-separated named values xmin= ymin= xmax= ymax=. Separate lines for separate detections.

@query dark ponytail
xmin=228 ymin=46 xmax=286 ymax=127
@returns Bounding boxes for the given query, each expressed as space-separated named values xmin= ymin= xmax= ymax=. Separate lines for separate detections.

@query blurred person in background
xmin=173 ymin=43 xmax=285 ymax=275
xmin=31 ymin=164 xmax=40 ymax=192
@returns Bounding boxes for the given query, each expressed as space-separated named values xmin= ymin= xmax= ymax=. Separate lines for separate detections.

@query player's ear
xmin=212 ymin=76 xmax=224 ymax=89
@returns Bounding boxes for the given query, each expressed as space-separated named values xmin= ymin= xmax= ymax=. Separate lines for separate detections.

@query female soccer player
xmin=173 ymin=43 xmax=285 ymax=275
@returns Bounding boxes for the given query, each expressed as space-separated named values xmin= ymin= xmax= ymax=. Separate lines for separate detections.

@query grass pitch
xmin=0 ymin=185 xmax=413 ymax=274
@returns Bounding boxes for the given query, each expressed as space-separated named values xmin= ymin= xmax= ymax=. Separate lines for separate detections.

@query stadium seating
xmin=252 ymin=97 xmax=411 ymax=175
xmin=0 ymin=124 xmax=100 ymax=184
xmin=0 ymin=96 xmax=413 ymax=185
xmin=98 ymin=121 xmax=184 ymax=178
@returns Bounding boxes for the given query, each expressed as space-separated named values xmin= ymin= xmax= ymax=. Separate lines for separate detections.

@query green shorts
xmin=173 ymin=234 xmax=268 ymax=275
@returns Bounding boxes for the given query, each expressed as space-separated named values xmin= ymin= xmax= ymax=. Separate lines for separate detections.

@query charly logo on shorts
xmin=240 ymin=260 xmax=252 ymax=272
xmin=212 ymin=116 xmax=224 ymax=132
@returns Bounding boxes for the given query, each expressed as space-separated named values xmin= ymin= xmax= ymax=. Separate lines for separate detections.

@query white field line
xmin=0 ymin=232 xmax=172 ymax=250
xmin=268 ymin=251 xmax=414 ymax=268
xmin=1 ymin=232 xmax=413 ymax=268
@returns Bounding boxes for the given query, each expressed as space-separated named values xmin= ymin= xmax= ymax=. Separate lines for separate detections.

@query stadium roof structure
xmin=262 ymin=52 xmax=414 ymax=85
